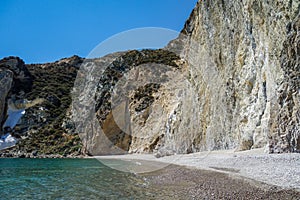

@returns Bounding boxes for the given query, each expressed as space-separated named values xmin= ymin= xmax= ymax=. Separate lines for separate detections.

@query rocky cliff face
xmin=169 ymin=0 xmax=300 ymax=153
xmin=1 ymin=0 xmax=299 ymax=157
xmin=76 ymin=0 xmax=299 ymax=155
xmin=71 ymin=50 xmax=182 ymax=155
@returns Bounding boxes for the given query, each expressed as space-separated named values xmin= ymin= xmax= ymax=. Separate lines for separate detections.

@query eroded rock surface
xmin=110 ymin=0 xmax=298 ymax=154
xmin=1 ymin=0 xmax=299 ymax=156
xmin=161 ymin=0 xmax=300 ymax=153
xmin=72 ymin=0 xmax=300 ymax=155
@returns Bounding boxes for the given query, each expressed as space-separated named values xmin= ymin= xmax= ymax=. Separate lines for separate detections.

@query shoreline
xmin=2 ymin=149 xmax=300 ymax=198
xmin=0 ymin=151 xmax=89 ymax=159
xmin=140 ymin=164 xmax=300 ymax=199
xmin=95 ymin=148 xmax=300 ymax=192
xmin=2 ymin=148 xmax=299 ymax=192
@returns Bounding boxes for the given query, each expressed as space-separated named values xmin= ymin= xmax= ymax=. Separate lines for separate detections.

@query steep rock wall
xmin=72 ymin=0 xmax=299 ymax=155
xmin=164 ymin=0 xmax=300 ymax=153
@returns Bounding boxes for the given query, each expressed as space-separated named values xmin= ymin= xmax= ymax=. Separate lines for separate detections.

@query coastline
xmin=95 ymin=148 xmax=300 ymax=192
xmin=2 ymin=148 xmax=299 ymax=195
xmin=1 ymin=149 xmax=299 ymax=198
xmin=0 ymin=150 xmax=88 ymax=158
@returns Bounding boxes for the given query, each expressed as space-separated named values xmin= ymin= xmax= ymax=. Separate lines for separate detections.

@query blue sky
xmin=0 ymin=0 xmax=197 ymax=63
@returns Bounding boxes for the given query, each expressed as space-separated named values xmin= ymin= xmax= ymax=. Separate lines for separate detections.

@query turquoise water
xmin=0 ymin=158 xmax=163 ymax=200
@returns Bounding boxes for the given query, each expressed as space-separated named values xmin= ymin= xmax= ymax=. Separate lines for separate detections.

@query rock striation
xmin=170 ymin=0 xmax=300 ymax=153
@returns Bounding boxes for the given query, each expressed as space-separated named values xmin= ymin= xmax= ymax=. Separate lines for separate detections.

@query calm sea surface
xmin=0 ymin=158 xmax=169 ymax=199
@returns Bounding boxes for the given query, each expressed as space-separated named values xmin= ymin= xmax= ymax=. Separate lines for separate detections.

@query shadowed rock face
xmin=270 ymin=15 xmax=300 ymax=153
xmin=0 ymin=70 xmax=13 ymax=131
xmin=0 ymin=57 xmax=33 ymax=94
xmin=0 ymin=57 xmax=33 ymax=133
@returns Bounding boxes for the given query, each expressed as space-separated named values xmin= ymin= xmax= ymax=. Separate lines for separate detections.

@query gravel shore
xmin=96 ymin=148 xmax=300 ymax=198
xmin=142 ymin=164 xmax=299 ymax=199
xmin=156 ymin=148 xmax=300 ymax=191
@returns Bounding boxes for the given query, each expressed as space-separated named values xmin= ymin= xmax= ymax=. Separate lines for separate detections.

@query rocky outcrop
xmin=0 ymin=57 xmax=33 ymax=132
xmin=72 ymin=50 xmax=181 ymax=155
xmin=0 ymin=56 xmax=84 ymax=156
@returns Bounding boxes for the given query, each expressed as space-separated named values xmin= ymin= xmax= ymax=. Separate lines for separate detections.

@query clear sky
xmin=0 ymin=0 xmax=197 ymax=64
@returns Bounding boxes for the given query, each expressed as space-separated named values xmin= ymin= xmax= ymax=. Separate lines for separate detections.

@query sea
xmin=0 ymin=158 xmax=170 ymax=200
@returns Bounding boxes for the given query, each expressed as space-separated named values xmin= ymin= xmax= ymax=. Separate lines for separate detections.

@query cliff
xmin=0 ymin=0 xmax=299 ymax=157
xmin=78 ymin=0 xmax=299 ymax=155
xmin=170 ymin=0 xmax=300 ymax=153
